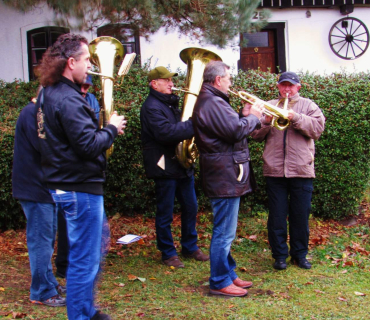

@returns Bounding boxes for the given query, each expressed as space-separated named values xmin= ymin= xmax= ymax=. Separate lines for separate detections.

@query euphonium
xmin=228 ymin=90 xmax=290 ymax=131
xmin=88 ymin=36 xmax=124 ymax=159
xmin=175 ymin=47 xmax=222 ymax=169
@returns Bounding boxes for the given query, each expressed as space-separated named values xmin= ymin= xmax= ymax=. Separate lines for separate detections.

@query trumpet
xmin=228 ymin=90 xmax=290 ymax=131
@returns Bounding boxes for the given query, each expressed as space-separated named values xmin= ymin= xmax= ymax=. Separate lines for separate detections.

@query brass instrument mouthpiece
xmin=87 ymin=70 xmax=115 ymax=81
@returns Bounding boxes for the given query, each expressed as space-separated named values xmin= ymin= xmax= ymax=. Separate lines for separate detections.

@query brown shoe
xmin=209 ymin=284 xmax=248 ymax=297
xmin=183 ymin=249 xmax=209 ymax=261
xmin=233 ymin=277 xmax=253 ymax=289
xmin=163 ymin=256 xmax=184 ymax=268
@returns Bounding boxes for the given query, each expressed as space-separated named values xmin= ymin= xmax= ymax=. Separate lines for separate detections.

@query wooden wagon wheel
xmin=329 ymin=17 xmax=369 ymax=60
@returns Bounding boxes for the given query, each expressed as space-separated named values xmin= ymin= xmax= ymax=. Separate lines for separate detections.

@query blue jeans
xmin=20 ymin=201 xmax=59 ymax=302
xmin=209 ymin=197 xmax=240 ymax=290
xmin=154 ymin=176 xmax=198 ymax=260
xmin=50 ymin=191 xmax=108 ymax=320
xmin=266 ymin=177 xmax=313 ymax=260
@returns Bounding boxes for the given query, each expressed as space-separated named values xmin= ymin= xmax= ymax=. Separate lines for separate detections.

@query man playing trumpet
xmin=251 ymin=71 xmax=325 ymax=270
xmin=193 ymin=61 xmax=263 ymax=297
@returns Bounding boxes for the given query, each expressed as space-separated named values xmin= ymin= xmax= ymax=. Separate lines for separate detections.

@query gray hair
xmin=203 ymin=61 xmax=230 ymax=84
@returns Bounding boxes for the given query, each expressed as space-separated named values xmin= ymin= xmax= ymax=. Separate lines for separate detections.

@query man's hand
xmin=287 ymin=109 xmax=296 ymax=121
xmin=242 ymin=101 xmax=264 ymax=119
xmin=109 ymin=111 xmax=126 ymax=135
xmin=249 ymin=101 xmax=264 ymax=119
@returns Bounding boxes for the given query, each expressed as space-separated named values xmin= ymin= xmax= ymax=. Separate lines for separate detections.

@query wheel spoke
xmin=350 ymin=42 xmax=356 ymax=58
xmin=352 ymin=40 xmax=365 ymax=53
xmin=351 ymin=24 xmax=362 ymax=37
xmin=331 ymin=35 xmax=346 ymax=39
xmin=353 ymin=31 xmax=368 ymax=38
xmin=334 ymin=26 xmax=347 ymax=37
xmin=332 ymin=39 xmax=346 ymax=46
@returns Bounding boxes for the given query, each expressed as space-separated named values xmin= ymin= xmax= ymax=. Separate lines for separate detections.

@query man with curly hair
xmin=37 ymin=33 xmax=126 ymax=320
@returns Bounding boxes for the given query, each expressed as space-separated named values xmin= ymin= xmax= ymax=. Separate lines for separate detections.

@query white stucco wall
xmin=268 ymin=8 xmax=370 ymax=74
xmin=0 ymin=2 xmax=369 ymax=82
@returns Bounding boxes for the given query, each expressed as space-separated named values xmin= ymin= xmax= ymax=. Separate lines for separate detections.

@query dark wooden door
xmin=239 ymin=30 xmax=276 ymax=73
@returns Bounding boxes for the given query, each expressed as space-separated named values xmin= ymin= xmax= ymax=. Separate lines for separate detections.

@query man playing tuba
xmin=251 ymin=71 xmax=325 ymax=271
xmin=140 ymin=66 xmax=209 ymax=268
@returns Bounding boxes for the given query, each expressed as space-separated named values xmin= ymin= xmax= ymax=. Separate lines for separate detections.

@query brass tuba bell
xmin=175 ymin=47 xmax=222 ymax=169
xmin=88 ymin=36 xmax=124 ymax=159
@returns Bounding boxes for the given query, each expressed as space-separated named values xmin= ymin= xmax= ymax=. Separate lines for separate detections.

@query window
xmin=27 ymin=27 xmax=69 ymax=80
xmin=97 ymin=24 xmax=140 ymax=65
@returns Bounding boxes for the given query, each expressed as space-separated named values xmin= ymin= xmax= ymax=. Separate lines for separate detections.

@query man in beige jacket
xmin=251 ymin=71 xmax=325 ymax=270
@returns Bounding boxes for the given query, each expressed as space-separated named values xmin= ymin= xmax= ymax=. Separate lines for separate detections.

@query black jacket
xmin=12 ymin=102 xmax=54 ymax=203
xmin=37 ymin=76 xmax=118 ymax=195
xmin=140 ymin=87 xmax=194 ymax=179
xmin=193 ymin=84 xmax=260 ymax=198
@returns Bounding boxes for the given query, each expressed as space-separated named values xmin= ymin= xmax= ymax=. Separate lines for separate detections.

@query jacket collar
xmin=60 ymin=76 xmax=84 ymax=95
xmin=149 ymin=87 xmax=180 ymax=107
xmin=202 ymin=83 xmax=230 ymax=104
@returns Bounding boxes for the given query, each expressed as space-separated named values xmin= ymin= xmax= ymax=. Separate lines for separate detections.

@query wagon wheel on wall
xmin=329 ymin=17 xmax=369 ymax=60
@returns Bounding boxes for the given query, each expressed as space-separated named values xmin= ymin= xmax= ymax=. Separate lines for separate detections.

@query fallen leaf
xmin=338 ymin=297 xmax=347 ymax=301
xmin=128 ymin=274 xmax=138 ymax=281
xmin=239 ymin=267 xmax=248 ymax=272
xmin=137 ymin=277 xmax=146 ymax=283
xmin=0 ymin=287 xmax=5 ymax=291
xmin=341 ymin=270 xmax=348 ymax=274
xmin=304 ymin=282 xmax=314 ymax=285
xmin=354 ymin=292 xmax=366 ymax=296
xmin=248 ymin=235 xmax=257 ymax=242
xmin=149 ymin=277 xmax=156 ymax=280
xmin=314 ymin=289 xmax=325 ymax=294
xmin=12 ymin=312 xmax=27 ymax=319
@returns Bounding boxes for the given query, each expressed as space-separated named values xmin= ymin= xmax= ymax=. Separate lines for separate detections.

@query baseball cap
xmin=278 ymin=71 xmax=300 ymax=85
xmin=148 ymin=66 xmax=178 ymax=82
xmin=84 ymin=75 xmax=93 ymax=86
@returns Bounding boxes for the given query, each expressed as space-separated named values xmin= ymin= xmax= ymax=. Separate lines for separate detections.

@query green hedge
xmin=1 ymin=68 xmax=369 ymax=230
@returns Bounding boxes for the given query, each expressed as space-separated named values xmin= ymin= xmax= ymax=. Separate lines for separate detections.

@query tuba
xmin=88 ymin=36 xmax=124 ymax=159
xmin=228 ymin=90 xmax=290 ymax=131
xmin=175 ymin=47 xmax=222 ymax=169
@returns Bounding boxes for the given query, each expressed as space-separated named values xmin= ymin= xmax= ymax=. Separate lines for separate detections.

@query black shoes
xmin=273 ymin=259 xmax=287 ymax=270
xmin=91 ymin=311 xmax=112 ymax=320
xmin=291 ymin=257 xmax=312 ymax=269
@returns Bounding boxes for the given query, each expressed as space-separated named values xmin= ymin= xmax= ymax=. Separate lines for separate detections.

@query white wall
xmin=0 ymin=2 xmax=94 ymax=83
xmin=268 ymin=8 xmax=370 ymax=74
xmin=139 ymin=28 xmax=240 ymax=75
xmin=1 ymin=2 xmax=369 ymax=82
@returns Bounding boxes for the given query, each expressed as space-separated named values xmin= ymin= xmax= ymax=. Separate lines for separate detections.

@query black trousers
xmin=55 ymin=209 xmax=69 ymax=278
xmin=266 ymin=177 xmax=313 ymax=260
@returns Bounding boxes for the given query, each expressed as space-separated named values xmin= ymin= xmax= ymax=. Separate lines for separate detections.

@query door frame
xmin=239 ymin=22 xmax=286 ymax=73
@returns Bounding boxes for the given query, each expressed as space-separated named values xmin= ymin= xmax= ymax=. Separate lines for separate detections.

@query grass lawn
xmin=0 ymin=207 xmax=369 ymax=320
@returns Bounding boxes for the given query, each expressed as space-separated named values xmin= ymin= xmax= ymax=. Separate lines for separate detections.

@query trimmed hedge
xmin=1 ymin=68 xmax=369 ymax=230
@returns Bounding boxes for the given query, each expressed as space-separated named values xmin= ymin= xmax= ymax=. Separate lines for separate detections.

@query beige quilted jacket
xmin=251 ymin=93 xmax=325 ymax=178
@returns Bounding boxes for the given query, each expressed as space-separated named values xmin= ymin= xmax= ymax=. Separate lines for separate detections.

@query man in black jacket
xmin=140 ymin=66 xmax=209 ymax=268
xmin=12 ymin=93 xmax=66 ymax=307
xmin=36 ymin=33 xmax=125 ymax=320
xmin=193 ymin=61 xmax=263 ymax=297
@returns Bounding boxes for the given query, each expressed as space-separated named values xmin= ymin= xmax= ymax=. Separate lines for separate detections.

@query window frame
xmin=27 ymin=26 xmax=69 ymax=81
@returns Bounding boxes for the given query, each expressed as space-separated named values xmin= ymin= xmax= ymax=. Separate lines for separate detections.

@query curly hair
xmin=36 ymin=33 xmax=89 ymax=87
